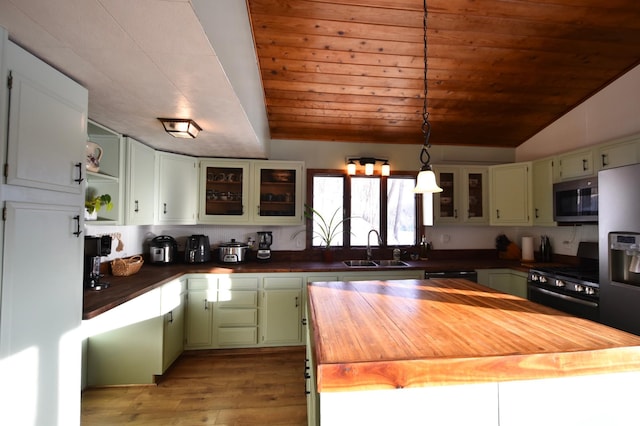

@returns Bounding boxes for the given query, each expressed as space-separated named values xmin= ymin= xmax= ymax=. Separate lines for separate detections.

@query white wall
xmin=516 ymin=64 xmax=640 ymax=161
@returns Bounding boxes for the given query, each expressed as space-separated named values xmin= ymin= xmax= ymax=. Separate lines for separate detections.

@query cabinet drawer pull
xmin=134 ymin=200 xmax=139 ymax=212
xmin=72 ymin=215 xmax=82 ymax=237
xmin=168 ymin=311 xmax=174 ymax=323
xmin=601 ymin=153 xmax=609 ymax=167
xmin=582 ymin=159 xmax=588 ymax=171
xmin=204 ymin=299 xmax=209 ymax=310
xmin=496 ymin=209 xmax=500 ymax=219
xmin=163 ymin=203 xmax=167 ymax=214
xmin=295 ymin=296 xmax=299 ymax=308
xmin=535 ymin=208 xmax=539 ymax=218
xmin=74 ymin=162 xmax=84 ymax=184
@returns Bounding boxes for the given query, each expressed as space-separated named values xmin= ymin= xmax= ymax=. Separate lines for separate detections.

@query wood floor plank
xmin=82 ymin=346 xmax=307 ymax=425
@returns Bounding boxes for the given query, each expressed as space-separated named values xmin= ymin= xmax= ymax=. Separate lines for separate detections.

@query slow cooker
xmin=149 ymin=235 xmax=177 ymax=264
xmin=218 ymin=239 xmax=249 ymax=263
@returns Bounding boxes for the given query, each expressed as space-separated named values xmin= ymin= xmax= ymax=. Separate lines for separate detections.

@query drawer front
xmin=188 ymin=277 xmax=216 ymax=291
xmin=263 ymin=276 xmax=303 ymax=290
xmin=218 ymin=276 xmax=259 ymax=290
xmin=217 ymin=308 xmax=257 ymax=326
xmin=216 ymin=290 xmax=258 ymax=307
xmin=217 ymin=327 xmax=258 ymax=346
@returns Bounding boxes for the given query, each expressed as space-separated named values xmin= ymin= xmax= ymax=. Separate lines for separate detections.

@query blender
xmin=256 ymin=231 xmax=273 ymax=261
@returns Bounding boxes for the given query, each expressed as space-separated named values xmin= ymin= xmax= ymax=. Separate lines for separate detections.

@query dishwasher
xmin=424 ymin=270 xmax=478 ymax=282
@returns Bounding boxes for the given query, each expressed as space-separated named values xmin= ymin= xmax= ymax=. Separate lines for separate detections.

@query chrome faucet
xmin=366 ymin=229 xmax=382 ymax=260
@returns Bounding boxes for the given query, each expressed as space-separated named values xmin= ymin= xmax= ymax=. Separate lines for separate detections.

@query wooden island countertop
xmin=307 ymin=278 xmax=640 ymax=392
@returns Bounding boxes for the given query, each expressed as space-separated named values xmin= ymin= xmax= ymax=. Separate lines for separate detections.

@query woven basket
xmin=111 ymin=255 xmax=144 ymax=277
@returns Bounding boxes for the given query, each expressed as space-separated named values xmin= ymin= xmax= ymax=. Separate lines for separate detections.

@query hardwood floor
xmin=81 ymin=346 xmax=307 ymax=425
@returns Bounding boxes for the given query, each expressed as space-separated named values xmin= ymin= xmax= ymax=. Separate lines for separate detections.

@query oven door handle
xmin=529 ymin=286 xmax=599 ymax=308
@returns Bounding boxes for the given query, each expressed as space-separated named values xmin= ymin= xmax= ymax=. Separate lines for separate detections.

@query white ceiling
xmin=0 ymin=0 xmax=270 ymax=158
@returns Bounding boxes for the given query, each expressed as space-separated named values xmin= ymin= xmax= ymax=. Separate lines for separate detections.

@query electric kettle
xmin=185 ymin=234 xmax=211 ymax=263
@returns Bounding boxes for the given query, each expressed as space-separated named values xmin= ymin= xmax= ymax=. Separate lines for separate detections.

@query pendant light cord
xmin=419 ymin=0 xmax=433 ymax=171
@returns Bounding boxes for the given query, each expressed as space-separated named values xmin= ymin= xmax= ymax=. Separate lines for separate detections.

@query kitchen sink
xmin=343 ymin=260 xmax=377 ymax=267
xmin=342 ymin=259 xmax=409 ymax=267
xmin=373 ymin=260 xmax=409 ymax=267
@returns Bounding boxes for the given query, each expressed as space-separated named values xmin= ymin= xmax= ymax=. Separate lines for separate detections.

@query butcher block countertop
xmin=307 ymin=278 xmax=640 ymax=392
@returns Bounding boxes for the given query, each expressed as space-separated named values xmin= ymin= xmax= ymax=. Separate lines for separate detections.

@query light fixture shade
xmin=381 ymin=162 xmax=390 ymax=176
xmin=347 ymin=160 xmax=356 ymax=175
xmin=158 ymin=118 xmax=202 ymax=138
xmin=365 ymin=162 xmax=374 ymax=176
xmin=413 ymin=170 xmax=443 ymax=193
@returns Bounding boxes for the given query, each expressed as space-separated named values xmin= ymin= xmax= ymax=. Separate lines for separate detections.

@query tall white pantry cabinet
xmin=0 ymin=28 xmax=88 ymax=426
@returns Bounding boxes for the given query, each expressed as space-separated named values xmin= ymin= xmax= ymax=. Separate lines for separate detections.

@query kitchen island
xmin=307 ymin=278 xmax=640 ymax=426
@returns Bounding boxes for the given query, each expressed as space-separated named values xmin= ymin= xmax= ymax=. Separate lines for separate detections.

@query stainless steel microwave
xmin=553 ymin=176 xmax=598 ymax=223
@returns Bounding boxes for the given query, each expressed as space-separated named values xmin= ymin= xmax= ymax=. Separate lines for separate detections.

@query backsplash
xmin=85 ymin=223 xmax=598 ymax=262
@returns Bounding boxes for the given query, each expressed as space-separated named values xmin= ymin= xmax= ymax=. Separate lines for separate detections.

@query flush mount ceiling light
xmin=346 ymin=157 xmax=390 ymax=176
xmin=158 ymin=118 xmax=202 ymax=139
xmin=413 ymin=0 xmax=443 ymax=194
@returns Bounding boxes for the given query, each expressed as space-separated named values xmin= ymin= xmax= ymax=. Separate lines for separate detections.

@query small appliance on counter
xmin=218 ymin=239 xmax=249 ymax=264
xmin=256 ymin=231 xmax=273 ymax=262
xmin=149 ymin=235 xmax=178 ymax=264
xmin=84 ymin=235 xmax=112 ymax=290
xmin=185 ymin=234 xmax=211 ymax=263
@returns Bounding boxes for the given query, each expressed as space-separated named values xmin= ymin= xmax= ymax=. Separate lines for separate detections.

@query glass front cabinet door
xmin=198 ymin=159 xmax=251 ymax=224
xmin=253 ymin=161 xmax=304 ymax=225
xmin=434 ymin=166 xmax=488 ymax=225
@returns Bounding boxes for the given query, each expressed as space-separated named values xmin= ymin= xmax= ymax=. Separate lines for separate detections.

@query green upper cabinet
xmin=434 ymin=166 xmax=488 ymax=225
xmin=156 ymin=152 xmax=198 ymax=225
xmin=489 ymin=162 xmax=532 ymax=226
xmin=532 ymin=157 xmax=556 ymax=227
xmin=198 ymin=159 xmax=251 ymax=224
xmin=124 ymin=137 xmax=156 ymax=225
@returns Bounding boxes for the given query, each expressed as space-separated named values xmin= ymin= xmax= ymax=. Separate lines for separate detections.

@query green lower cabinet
xmin=261 ymin=276 xmax=304 ymax=346
xmin=84 ymin=279 xmax=186 ymax=386
xmin=185 ymin=278 xmax=214 ymax=348
xmin=476 ymin=269 xmax=528 ymax=299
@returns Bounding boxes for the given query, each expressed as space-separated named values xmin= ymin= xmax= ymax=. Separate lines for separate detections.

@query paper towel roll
xmin=522 ymin=236 xmax=534 ymax=261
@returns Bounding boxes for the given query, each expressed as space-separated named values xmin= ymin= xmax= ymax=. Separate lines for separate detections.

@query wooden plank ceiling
xmin=246 ymin=0 xmax=640 ymax=148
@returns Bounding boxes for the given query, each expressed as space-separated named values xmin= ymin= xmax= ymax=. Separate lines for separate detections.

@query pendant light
xmin=413 ymin=0 xmax=442 ymax=194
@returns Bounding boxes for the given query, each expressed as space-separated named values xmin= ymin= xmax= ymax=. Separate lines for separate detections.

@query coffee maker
xmin=256 ymin=231 xmax=273 ymax=261
xmin=84 ymin=235 xmax=112 ymax=290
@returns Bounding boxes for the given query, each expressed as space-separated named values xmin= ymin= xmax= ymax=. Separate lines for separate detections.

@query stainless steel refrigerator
xmin=599 ymin=162 xmax=640 ymax=335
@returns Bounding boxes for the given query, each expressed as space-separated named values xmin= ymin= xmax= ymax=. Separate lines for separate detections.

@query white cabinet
xmin=434 ymin=166 xmax=488 ymax=225
xmin=185 ymin=278 xmax=214 ymax=348
xmin=5 ymin=41 xmax=87 ymax=194
xmin=531 ymin=157 xmax=556 ymax=227
xmin=85 ymin=121 xmax=124 ymax=224
xmin=262 ymin=276 xmax=303 ymax=345
xmin=556 ymin=148 xmax=594 ymax=181
xmin=489 ymin=162 xmax=532 ymax=226
xmin=124 ymin=137 xmax=156 ymax=225
xmin=596 ymin=137 xmax=640 ymax=171
xmin=198 ymin=159 xmax=251 ymax=224
xmin=156 ymin=152 xmax=197 ymax=224
xmin=253 ymin=160 xmax=304 ymax=225
xmin=476 ymin=269 xmax=528 ymax=299
xmin=1 ymin=39 xmax=87 ymax=426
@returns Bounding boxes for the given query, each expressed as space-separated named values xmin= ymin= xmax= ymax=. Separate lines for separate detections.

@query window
xmin=308 ymin=170 xmax=419 ymax=248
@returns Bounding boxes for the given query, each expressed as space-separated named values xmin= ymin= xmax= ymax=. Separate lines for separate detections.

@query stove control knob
xmin=539 ymin=276 xmax=547 ymax=284
xmin=575 ymin=285 xmax=584 ymax=293
xmin=555 ymin=279 xmax=565 ymax=287
xmin=585 ymin=287 xmax=595 ymax=295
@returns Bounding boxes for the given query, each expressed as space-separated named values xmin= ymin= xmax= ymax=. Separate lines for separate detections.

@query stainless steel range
xmin=527 ymin=241 xmax=599 ymax=321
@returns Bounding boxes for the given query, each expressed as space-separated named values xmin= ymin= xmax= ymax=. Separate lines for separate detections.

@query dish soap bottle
xmin=419 ymin=235 xmax=430 ymax=260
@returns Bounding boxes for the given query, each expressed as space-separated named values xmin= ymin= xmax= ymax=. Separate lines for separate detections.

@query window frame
xmin=305 ymin=168 xmax=424 ymax=249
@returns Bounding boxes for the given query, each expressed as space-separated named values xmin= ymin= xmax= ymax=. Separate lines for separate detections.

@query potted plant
xmin=293 ymin=204 xmax=353 ymax=262
xmin=84 ymin=194 xmax=113 ymax=220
